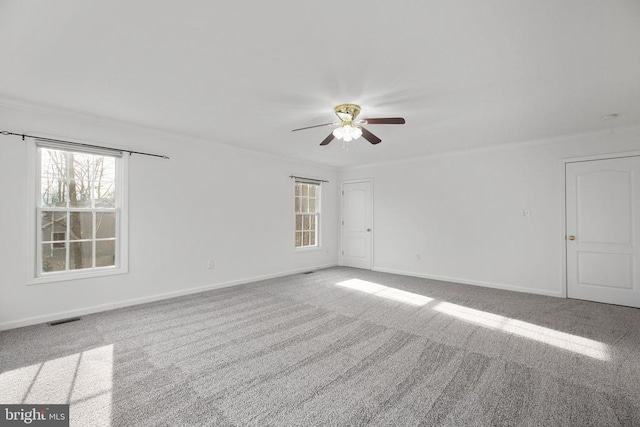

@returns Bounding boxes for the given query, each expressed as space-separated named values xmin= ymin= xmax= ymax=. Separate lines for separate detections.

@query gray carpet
xmin=1 ymin=267 xmax=639 ymax=426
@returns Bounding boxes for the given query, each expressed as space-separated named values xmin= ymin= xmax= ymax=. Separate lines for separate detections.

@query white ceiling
xmin=1 ymin=1 xmax=639 ymax=167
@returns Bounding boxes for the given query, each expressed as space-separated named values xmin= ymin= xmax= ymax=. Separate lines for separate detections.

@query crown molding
xmin=0 ymin=95 xmax=338 ymax=171
xmin=340 ymin=123 xmax=640 ymax=170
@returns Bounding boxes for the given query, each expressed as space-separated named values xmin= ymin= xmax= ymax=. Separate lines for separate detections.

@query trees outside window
xmin=38 ymin=144 xmax=122 ymax=276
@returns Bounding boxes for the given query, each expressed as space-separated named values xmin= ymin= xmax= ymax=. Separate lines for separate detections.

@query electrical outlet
xmin=522 ymin=210 xmax=531 ymax=217
xmin=207 ymin=260 xmax=215 ymax=269
xmin=416 ymin=253 xmax=421 ymax=260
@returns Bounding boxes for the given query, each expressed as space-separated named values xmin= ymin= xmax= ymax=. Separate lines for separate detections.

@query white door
xmin=342 ymin=180 xmax=372 ymax=269
xmin=566 ymin=156 xmax=640 ymax=308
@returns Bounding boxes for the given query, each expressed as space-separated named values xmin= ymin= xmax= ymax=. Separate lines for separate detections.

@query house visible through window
xmin=294 ymin=181 xmax=320 ymax=248
xmin=37 ymin=141 xmax=124 ymax=277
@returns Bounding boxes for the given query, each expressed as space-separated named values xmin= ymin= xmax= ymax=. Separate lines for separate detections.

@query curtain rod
xmin=1 ymin=131 xmax=170 ymax=159
xmin=289 ymin=175 xmax=329 ymax=183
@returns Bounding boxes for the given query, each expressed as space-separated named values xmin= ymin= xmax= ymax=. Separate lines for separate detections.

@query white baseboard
xmin=0 ymin=263 xmax=337 ymax=331
xmin=371 ymin=267 xmax=564 ymax=298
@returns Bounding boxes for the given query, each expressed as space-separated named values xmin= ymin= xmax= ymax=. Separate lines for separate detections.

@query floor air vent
xmin=49 ymin=317 xmax=81 ymax=326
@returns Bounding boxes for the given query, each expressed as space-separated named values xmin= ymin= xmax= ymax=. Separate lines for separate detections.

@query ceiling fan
xmin=292 ymin=104 xmax=405 ymax=146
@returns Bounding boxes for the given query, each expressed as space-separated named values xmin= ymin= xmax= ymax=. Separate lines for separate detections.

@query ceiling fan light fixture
xmin=333 ymin=124 xmax=362 ymax=142
xmin=352 ymin=126 xmax=363 ymax=139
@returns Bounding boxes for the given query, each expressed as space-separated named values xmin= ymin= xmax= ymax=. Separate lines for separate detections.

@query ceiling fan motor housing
xmin=334 ymin=104 xmax=361 ymax=124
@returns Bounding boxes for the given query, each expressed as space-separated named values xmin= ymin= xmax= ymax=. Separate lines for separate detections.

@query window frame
xmin=27 ymin=139 xmax=129 ymax=285
xmin=294 ymin=180 xmax=321 ymax=251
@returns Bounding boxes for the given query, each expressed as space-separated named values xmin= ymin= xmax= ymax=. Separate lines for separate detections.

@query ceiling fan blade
xmin=292 ymin=122 xmax=338 ymax=132
xmin=319 ymin=132 xmax=335 ymax=146
xmin=361 ymin=117 xmax=405 ymax=125
xmin=360 ymin=127 xmax=382 ymax=145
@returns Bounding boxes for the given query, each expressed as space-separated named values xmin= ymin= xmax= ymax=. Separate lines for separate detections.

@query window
xmin=294 ymin=181 xmax=320 ymax=248
xmin=34 ymin=141 xmax=127 ymax=281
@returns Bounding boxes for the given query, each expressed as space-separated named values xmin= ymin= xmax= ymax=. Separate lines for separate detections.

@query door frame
xmin=340 ymin=178 xmax=374 ymax=268
xmin=562 ymin=150 xmax=640 ymax=300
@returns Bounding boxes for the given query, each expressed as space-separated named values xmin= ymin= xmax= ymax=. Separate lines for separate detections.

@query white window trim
xmin=26 ymin=138 xmax=129 ymax=285
xmin=293 ymin=180 xmax=322 ymax=252
xmin=294 ymin=245 xmax=324 ymax=253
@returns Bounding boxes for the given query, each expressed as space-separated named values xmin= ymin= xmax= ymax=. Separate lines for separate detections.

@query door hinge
xmin=341 ymin=220 xmax=344 ymax=225
xmin=342 ymin=190 xmax=344 ymax=195
xmin=341 ymin=251 xmax=344 ymax=255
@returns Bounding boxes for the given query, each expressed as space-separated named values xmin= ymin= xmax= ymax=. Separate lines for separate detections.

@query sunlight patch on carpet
xmin=0 ymin=344 xmax=114 ymax=425
xmin=432 ymin=301 xmax=609 ymax=361
xmin=336 ymin=279 xmax=433 ymax=306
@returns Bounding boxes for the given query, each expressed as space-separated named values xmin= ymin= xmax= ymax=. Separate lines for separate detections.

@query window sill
xmin=294 ymin=246 xmax=323 ymax=254
xmin=28 ymin=267 xmax=128 ymax=285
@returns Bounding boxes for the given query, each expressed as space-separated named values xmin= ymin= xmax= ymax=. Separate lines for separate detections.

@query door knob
xmin=366 ymin=228 xmax=371 ymax=232
xmin=567 ymin=235 xmax=576 ymax=241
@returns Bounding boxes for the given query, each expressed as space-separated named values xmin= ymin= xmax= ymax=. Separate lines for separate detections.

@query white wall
xmin=0 ymin=102 xmax=338 ymax=330
xmin=340 ymin=126 xmax=640 ymax=297
xmin=2 ymin=99 xmax=638 ymax=330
